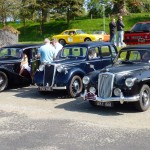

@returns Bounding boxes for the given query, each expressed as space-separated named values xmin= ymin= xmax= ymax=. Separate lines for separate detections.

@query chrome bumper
xmin=81 ymin=90 xmax=140 ymax=104
xmin=38 ymin=85 xmax=67 ymax=91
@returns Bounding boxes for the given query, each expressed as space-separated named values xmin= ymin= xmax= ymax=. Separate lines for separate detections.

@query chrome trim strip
xmin=80 ymin=91 xmax=139 ymax=103
xmin=38 ymin=86 xmax=67 ymax=91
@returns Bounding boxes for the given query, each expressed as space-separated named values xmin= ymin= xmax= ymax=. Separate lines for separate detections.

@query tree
xmin=0 ymin=0 xmax=21 ymax=26
xmin=87 ymin=0 xmax=114 ymax=19
xmin=112 ymin=0 xmax=150 ymax=15
xmin=53 ymin=0 xmax=84 ymax=25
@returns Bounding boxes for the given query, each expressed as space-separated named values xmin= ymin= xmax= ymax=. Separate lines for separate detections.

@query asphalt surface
xmin=0 ymin=85 xmax=150 ymax=150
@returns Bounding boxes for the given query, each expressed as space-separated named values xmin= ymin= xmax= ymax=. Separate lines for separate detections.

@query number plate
xmin=96 ymin=101 xmax=113 ymax=107
xmin=39 ymin=86 xmax=52 ymax=91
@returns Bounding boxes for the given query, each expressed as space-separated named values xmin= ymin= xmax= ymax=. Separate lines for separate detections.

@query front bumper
xmin=38 ymin=85 xmax=67 ymax=91
xmin=80 ymin=90 xmax=140 ymax=104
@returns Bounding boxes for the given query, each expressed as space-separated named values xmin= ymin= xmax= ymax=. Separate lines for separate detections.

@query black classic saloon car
xmin=34 ymin=41 xmax=118 ymax=97
xmin=0 ymin=43 xmax=42 ymax=92
xmin=81 ymin=45 xmax=150 ymax=111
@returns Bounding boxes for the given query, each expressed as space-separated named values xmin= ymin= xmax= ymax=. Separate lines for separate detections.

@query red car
xmin=124 ymin=21 xmax=150 ymax=45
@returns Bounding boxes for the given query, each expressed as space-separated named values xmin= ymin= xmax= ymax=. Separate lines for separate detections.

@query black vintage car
xmin=34 ymin=41 xmax=118 ymax=97
xmin=81 ymin=45 xmax=150 ymax=111
xmin=0 ymin=43 xmax=42 ymax=91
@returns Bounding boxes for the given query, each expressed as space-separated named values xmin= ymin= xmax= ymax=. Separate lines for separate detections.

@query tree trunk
xmin=112 ymin=0 xmax=129 ymax=15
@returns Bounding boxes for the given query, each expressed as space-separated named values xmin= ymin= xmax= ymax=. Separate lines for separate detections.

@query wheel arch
xmin=84 ymin=37 xmax=92 ymax=42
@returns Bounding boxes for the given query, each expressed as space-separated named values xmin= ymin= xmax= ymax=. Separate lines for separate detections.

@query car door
xmin=85 ymin=47 xmax=103 ymax=73
xmin=100 ymin=45 xmax=117 ymax=68
xmin=30 ymin=47 xmax=40 ymax=76
xmin=66 ymin=31 xmax=77 ymax=43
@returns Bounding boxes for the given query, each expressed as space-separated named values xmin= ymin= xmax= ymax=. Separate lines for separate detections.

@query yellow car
xmin=52 ymin=29 xmax=104 ymax=46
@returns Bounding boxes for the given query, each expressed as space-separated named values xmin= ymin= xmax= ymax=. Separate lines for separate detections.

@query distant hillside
xmin=2 ymin=13 xmax=150 ymax=42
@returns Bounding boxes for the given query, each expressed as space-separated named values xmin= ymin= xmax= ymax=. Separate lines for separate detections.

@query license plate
xmin=39 ymin=86 xmax=52 ymax=91
xmin=96 ymin=101 xmax=113 ymax=107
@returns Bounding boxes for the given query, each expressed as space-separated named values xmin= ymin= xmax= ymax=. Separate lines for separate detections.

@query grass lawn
xmin=1 ymin=13 xmax=150 ymax=42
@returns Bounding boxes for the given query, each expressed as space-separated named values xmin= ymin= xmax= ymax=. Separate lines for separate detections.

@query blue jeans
xmin=117 ymin=31 xmax=124 ymax=47
xmin=109 ymin=33 xmax=116 ymax=45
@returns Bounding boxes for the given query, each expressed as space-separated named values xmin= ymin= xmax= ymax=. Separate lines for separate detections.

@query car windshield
xmin=61 ymin=47 xmax=87 ymax=58
xmin=131 ymin=23 xmax=150 ymax=32
xmin=114 ymin=49 xmax=150 ymax=64
xmin=0 ymin=47 xmax=22 ymax=58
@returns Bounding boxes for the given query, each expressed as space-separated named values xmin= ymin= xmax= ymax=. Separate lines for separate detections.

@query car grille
xmin=98 ymin=73 xmax=115 ymax=98
xmin=43 ymin=64 xmax=56 ymax=86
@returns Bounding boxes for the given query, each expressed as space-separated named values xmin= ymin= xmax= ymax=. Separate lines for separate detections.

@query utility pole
xmin=100 ymin=0 xmax=105 ymax=31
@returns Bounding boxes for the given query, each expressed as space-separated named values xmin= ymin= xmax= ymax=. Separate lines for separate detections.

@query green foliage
xmin=1 ymin=13 xmax=149 ymax=42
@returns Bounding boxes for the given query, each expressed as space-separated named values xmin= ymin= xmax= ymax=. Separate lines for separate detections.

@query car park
xmin=124 ymin=21 xmax=150 ymax=45
xmin=34 ymin=41 xmax=118 ymax=97
xmin=52 ymin=29 xmax=104 ymax=46
xmin=80 ymin=45 xmax=150 ymax=112
xmin=0 ymin=43 xmax=42 ymax=92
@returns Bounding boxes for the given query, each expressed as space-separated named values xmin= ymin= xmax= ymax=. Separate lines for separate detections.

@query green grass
xmin=1 ymin=13 xmax=150 ymax=42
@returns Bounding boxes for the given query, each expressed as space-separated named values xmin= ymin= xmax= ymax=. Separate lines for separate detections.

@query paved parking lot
xmin=0 ymin=85 xmax=150 ymax=150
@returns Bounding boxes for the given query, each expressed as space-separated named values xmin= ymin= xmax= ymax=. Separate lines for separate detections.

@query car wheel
xmin=0 ymin=71 xmax=8 ymax=92
xmin=84 ymin=38 xmax=91 ymax=42
xmin=135 ymin=84 xmax=150 ymax=112
xmin=68 ymin=75 xmax=83 ymax=98
xmin=59 ymin=39 xmax=66 ymax=46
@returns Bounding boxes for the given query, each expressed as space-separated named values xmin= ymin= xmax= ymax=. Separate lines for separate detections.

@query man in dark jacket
xmin=109 ymin=18 xmax=116 ymax=45
xmin=116 ymin=16 xmax=125 ymax=47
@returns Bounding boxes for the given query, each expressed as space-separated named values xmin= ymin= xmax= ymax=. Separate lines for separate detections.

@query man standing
xmin=116 ymin=15 xmax=125 ymax=47
xmin=51 ymin=39 xmax=63 ymax=59
xmin=36 ymin=38 xmax=56 ymax=71
xmin=109 ymin=18 xmax=116 ymax=45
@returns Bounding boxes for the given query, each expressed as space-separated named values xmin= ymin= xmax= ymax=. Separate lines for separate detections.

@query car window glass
xmin=72 ymin=48 xmax=80 ymax=56
xmin=0 ymin=48 xmax=8 ymax=56
xmin=129 ymin=51 xmax=141 ymax=61
xmin=0 ymin=48 xmax=21 ymax=57
xmin=141 ymin=51 xmax=150 ymax=62
xmin=119 ymin=51 xmax=127 ymax=60
xmin=62 ymin=47 xmax=87 ymax=57
xmin=76 ymin=30 xmax=85 ymax=34
xmin=131 ymin=23 xmax=150 ymax=31
xmin=62 ymin=48 xmax=70 ymax=57
xmin=63 ymin=31 xmax=69 ymax=35
xmin=101 ymin=46 xmax=110 ymax=57
xmin=88 ymin=47 xmax=98 ymax=59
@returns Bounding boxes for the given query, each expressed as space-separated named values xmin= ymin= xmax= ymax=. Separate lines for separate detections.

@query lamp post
xmin=100 ymin=0 xmax=105 ymax=31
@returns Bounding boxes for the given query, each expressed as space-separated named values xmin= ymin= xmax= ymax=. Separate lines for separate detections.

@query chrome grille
xmin=43 ymin=64 xmax=56 ymax=86
xmin=98 ymin=73 xmax=114 ymax=98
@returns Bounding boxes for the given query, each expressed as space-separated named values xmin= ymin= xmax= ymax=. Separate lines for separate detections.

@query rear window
xmin=131 ymin=23 xmax=150 ymax=32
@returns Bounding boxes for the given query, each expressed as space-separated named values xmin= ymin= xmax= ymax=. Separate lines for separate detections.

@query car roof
xmin=2 ymin=43 xmax=43 ymax=49
xmin=135 ymin=21 xmax=150 ymax=24
xmin=121 ymin=45 xmax=150 ymax=51
xmin=63 ymin=29 xmax=82 ymax=32
xmin=63 ymin=41 xmax=114 ymax=48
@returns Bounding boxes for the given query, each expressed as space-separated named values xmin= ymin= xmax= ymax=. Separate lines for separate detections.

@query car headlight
xmin=89 ymin=87 xmax=96 ymax=94
xmin=82 ymin=76 xmax=90 ymax=85
xmin=57 ymin=65 xmax=64 ymax=72
xmin=125 ymin=78 xmax=136 ymax=87
xmin=114 ymin=88 xmax=122 ymax=96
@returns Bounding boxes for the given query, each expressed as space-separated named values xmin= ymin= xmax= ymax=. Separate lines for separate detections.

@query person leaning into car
xmin=35 ymin=38 xmax=56 ymax=71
